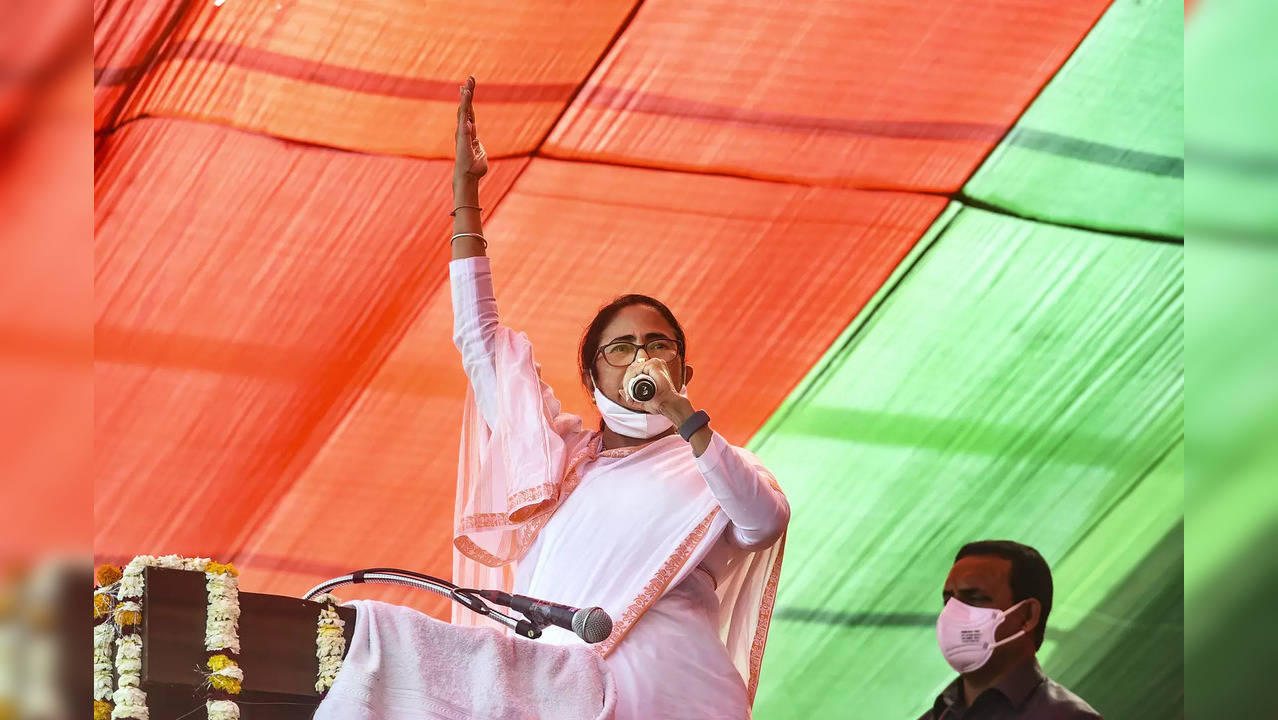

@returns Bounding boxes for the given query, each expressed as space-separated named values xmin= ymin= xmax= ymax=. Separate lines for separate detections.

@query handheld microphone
xmin=477 ymin=590 xmax=613 ymax=644
xmin=628 ymin=374 xmax=656 ymax=402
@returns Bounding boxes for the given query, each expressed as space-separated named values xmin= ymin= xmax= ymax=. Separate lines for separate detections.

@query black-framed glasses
xmin=595 ymin=338 xmax=684 ymax=368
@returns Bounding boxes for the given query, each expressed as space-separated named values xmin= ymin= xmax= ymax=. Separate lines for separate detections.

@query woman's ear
xmin=682 ymin=363 xmax=694 ymax=387
xmin=582 ymin=370 xmax=597 ymax=402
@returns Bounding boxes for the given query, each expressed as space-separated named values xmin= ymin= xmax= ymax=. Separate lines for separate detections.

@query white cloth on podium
xmin=314 ymin=599 xmax=616 ymax=720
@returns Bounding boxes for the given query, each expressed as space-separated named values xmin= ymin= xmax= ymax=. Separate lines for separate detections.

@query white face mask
xmin=935 ymin=597 xmax=1029 ymax=674
xmin=592 ymin=384 xmax=687 ymax=439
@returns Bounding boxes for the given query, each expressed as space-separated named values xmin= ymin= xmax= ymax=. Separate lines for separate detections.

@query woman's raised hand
xmin=455 ymin=76 xmax=488 ymax=181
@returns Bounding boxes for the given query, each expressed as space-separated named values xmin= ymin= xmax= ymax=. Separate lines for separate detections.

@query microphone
xmin=628 ymin=374 xmax=656 ymax=402
xmin=477 ymin=590 xmax=613 ymax=644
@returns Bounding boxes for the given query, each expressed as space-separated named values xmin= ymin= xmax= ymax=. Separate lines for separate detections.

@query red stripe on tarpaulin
xmin=102 ymin=0 xmax=639 ymax=155
xmin=95 ymin=39 xmax=579 ymax=102
xmin=93 ymin=117 xmax=527 ymax=566
xmin=545 ymin=0 xmax=1114 ymax=192
xmin=227 ymin=158 xmax=945 ymax=616
xmin=575 ymin=87 xmax=1008 ymax=142
xmin=93 ymin=0 xmax=190 ymax=132
xmin=93 ymin=44 xmax=1008 ymax=142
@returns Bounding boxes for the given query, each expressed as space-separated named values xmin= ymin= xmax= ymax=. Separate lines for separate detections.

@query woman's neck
xmin=600 ymin=425 xmax=678 ymax=451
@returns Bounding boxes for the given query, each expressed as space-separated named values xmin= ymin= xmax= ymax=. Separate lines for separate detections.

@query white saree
xmin=449 ymin=257 xmax=787 ymax=719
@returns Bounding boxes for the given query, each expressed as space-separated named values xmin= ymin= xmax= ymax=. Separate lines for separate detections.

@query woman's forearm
xmin=450 ymin=256 xmax=501 ymax=429
xmin=451 ymin=178 xmax=486 ymax=260
xmin=693 ymin=432 xmax=790 ymax=550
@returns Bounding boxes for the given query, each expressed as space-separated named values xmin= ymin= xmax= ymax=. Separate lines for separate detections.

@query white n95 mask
xmin=935 ymin=597 xmax=1029 ymax=673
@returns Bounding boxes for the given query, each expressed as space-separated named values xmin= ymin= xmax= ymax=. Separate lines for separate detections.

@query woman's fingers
xmin=644 ymin=358 xmax=675 ymax=387
xmin=618 ymin=358 xmax=676 ymax=407
xmin=457 ymin=76 xmax=476 ymax=130
xmin=463 ymin=77 xmax=476 ymax=121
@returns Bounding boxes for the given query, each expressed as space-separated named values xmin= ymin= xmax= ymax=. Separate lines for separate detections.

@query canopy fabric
xmin=544 ymin=0 xmax=1114 ymax=191
xmin=93 ymin=0 xmax=1183 ymax=715
xmin=964 ymin=0 xmax=1184 ymax=237
xmin=96 ymin=0 xmax=639 ymax=155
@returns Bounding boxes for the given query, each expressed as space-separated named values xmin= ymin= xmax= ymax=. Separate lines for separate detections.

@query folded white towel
xmin=315 ymin=600 xmax=616 ymax=720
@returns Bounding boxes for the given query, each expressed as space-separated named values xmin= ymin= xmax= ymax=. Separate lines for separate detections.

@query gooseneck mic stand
xmin=302 ymin=567 xmax=546 ymax=639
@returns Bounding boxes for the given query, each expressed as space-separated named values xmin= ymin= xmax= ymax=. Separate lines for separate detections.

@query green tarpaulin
xmin=749 ymin=206 xmax=1183 ymax=718
xmin=965 ymin=0 xmax=1183 ymax=239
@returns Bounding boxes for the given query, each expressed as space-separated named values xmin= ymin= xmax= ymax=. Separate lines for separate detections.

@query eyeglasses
xmin=595 ymin=338 xmax=684 ymax=368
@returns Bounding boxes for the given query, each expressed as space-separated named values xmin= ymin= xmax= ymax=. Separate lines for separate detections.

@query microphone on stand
xmin=628 ymin=374 xmax=656 ymax=402
xmin=481 ymin=609 xmax=545 ymax=640
xmin=476 ymin=590 xmax=613 ymax=644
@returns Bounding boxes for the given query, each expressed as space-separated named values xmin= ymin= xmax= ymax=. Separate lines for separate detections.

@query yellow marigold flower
xmin=95 ymin=565 xmax=123 ymax=587
xmin=93 ymin=593 xmax=111 ymax=619
xmin=114 ymin=608 xmax=141 ymax=627
xmin=93 ymin=700 xmax=113 ymax=720
xmin=207 ymin=654 xmax=236 ymax=671
xmin=210 ymin=675 xmax=242 ymax=694
xmin=205 ymin=561 xmax=239 ymax=577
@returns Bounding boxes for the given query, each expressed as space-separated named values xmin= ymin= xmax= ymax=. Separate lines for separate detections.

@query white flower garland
xmin=312 ymin=593 xmax=346 ymax=694
xmin=96 ymin=555 xmax=345 ymax=719
xmin=93 ymin=585 xmax=117 ymax=720
xmin=92 ymin=623 xmax=115 ymax=698
xmin=106 ymin=555 xmax=242 ymax=720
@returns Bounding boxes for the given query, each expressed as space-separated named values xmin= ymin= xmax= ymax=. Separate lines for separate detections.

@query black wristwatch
xmin=678 ymin=410 xmax=711 ymax=441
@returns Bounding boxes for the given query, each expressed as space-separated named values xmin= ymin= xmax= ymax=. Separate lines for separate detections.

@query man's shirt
xmin=917 ymin=658 xmax=1102 ymax=719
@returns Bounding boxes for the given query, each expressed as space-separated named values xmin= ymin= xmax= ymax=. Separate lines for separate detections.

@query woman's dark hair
xmin=955 ymin=540 xmax=1053 ymax=648
xmin=578 ymin=294 xmax=687 ymax=395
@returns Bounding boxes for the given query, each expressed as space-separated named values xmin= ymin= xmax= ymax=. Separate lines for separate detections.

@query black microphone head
xmin=629 ymin=375 xmax=656 ymax=402
xmin=572 ymin=607 xmax=613 ymax=644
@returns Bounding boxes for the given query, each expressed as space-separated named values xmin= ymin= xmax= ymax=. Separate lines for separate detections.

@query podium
xmin=139 ymin=567 xmax=356 ymax=719
xmin=127 ymin=566 xmax=617 ymax=720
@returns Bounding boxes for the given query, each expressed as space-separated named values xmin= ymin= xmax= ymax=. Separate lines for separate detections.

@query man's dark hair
xmin=578 ymin=293 xmax=687 ymax=392
xmin=955 ymin=540 xmax=1053 ymax=648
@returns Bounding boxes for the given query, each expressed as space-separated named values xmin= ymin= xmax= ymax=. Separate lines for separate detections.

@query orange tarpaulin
xmin=96 ymin=0 xmax=639 ymax=154
xmin=95 ymin=117 xmax=525 ymax=574
xmin=544 ymin=0 xmax=1113 ymax=191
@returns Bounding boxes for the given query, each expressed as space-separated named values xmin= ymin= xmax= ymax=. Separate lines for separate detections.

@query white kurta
xmin=450 ymin=256 xmax=789 ymax=719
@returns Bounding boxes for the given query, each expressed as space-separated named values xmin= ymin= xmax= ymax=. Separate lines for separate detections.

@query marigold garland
xmin=94 ymin=555 xmax=344 ymax=719
xmin=97 ymin=555 xmax=242 ymax=720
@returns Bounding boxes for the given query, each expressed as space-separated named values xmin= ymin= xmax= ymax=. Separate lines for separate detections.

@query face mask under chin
xmin=591 ymin=384 xmax=688 ymax=439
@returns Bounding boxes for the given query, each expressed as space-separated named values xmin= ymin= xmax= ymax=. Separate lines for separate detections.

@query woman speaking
xmin=448 ymin=77 xmax=789 ymax=720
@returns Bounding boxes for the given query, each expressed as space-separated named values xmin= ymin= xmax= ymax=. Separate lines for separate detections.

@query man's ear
xmin=1021 ymin=598 xmax=1042 ymax=636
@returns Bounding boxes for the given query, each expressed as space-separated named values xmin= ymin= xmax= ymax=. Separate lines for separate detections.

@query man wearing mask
xmin=920 ymin=540 xmax=1102 ymax=719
